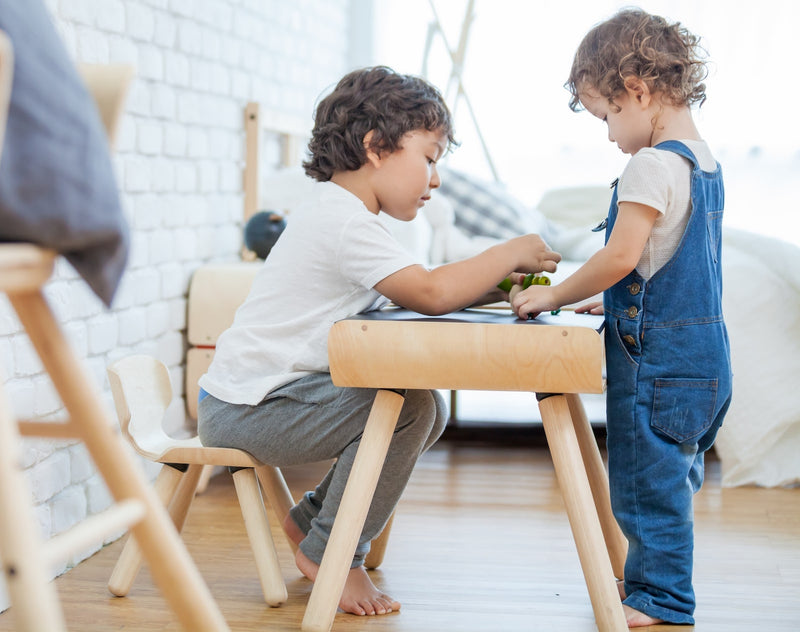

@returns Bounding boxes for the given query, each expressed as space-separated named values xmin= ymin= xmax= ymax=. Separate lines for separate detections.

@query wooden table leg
xmin=364 ymin=511 xmax=394 ymax=570
xmin=566 ymin=393 xmax=628 ymax=579
xmin=301 ymin=389 xmax=405 ymax=632
xmin=538 ymin=393 xmax=627 ymax=632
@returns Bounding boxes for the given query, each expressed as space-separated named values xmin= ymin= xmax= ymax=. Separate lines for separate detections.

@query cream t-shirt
xmin=617 ymin=139 xmax=717 ymax=279
xmin=199 ymin=181 xmax=418 ymax=405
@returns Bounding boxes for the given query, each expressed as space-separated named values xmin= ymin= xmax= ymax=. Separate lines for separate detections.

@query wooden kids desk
xmin=301 ymin=308 xmax=628 ymax=632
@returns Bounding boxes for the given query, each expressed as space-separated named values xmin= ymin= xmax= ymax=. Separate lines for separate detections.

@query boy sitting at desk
xmin=198 ymin=65 xmax=560 ymax=616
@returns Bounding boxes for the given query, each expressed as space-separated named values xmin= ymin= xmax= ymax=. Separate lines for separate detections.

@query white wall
xmin=0 ymin=0 xmax=354 ymax=612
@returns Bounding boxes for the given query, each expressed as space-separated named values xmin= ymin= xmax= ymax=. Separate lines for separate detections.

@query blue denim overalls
xmin=603 ymin=141 xmax=732 ymax=624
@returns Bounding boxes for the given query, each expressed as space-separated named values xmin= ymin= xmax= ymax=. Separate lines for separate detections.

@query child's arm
xmin=511 ymin=202 xmax=659 ymax=319
xmin=374 ymin=234 xmax=561 ymax=316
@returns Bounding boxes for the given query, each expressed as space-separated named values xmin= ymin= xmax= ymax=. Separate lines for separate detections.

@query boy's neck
xmin=331 ymin=169 xmax=380 ymax=215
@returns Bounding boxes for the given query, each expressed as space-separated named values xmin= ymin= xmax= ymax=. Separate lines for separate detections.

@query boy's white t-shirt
xmin=199 ymin=181 xmax=418 ymax=406
xmin=617 ymin=139 xmax=717 ymax=279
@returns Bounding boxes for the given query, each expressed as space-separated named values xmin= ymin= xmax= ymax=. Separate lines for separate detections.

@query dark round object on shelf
xmin=244 ymin=211 xmax=286 ymax=259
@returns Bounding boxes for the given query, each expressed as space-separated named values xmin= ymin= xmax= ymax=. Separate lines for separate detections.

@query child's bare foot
xmin=295 ymin=548 xmax=400 ymax=616
xmin=622 ymin=604 xmax=664 ymax=627
xmin=282 ymin=512 xmax=305 ymax=547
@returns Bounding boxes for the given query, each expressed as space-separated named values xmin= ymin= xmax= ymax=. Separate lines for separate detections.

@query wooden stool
xmin=0 ymin=33 xmax=228 ymax=629
xmin=0 ymin=244 xmax=230 ymax=630
xmin=106 ymin=355 xmax=294 ymax=607
xmin=302 ymin=308 xmax=629 ymax=632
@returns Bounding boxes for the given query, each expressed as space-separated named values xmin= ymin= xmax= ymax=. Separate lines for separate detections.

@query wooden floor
xmin=1 ymin=439 xmax=799 ymax=631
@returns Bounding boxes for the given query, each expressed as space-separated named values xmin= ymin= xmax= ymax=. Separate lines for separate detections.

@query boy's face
xmin=370 ymin=129 xmax=448 ymax=222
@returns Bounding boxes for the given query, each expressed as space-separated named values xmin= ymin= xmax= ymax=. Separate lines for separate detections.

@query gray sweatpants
xmin=197 ymin=372 xmax=447 ymax=567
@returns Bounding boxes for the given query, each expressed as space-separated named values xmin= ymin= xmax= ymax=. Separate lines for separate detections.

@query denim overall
xmin=603 ymin=141 xmax=732 ymax=623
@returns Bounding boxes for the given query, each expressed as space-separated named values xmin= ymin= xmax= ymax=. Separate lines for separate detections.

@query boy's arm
xmin=374 ymin=234 xmax=561 ymax=316
xmin=511 ymin=202 xmax=659 ymax=318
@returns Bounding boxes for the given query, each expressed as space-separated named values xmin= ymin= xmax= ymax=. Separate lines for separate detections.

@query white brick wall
xmin=1 ymin=0 xmax=357 ymax=612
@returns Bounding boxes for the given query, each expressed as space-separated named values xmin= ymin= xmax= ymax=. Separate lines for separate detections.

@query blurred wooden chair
xmin=106 ymin=354 xmax=294 ymax=606
xmin=0 ymin=31 xmax=228 ymax=630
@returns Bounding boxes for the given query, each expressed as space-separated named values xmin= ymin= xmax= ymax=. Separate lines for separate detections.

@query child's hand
xmin=514 ymin=234 xmax=561 ymax=274
xmin=575 ymin=301 xmax=604 ymax=315
xmin=511 ymin=285 xmax=559 ymax=320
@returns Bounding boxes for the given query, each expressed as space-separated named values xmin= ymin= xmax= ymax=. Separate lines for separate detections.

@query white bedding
xmin=714 ymin=228 xmax=800 ymax=487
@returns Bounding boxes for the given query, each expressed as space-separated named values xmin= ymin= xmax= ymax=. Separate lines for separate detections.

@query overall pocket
xmin=650 ymin=377 xmax=718 ymax=444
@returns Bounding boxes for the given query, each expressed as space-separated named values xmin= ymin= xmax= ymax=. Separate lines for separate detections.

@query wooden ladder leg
xmin=0 ymin=378 xmax=67 ymax=631
xmin=538 ymin=393 xmax=627 ymax=632
xmin=364 ymin=511 xmax=394 ymax=570
xmin=108 ymin=463 xmax=192 ymax=596
xmin=231 ymin=467 xmax=287 ymax=607
xmin=254 ymin=464 xmax=297 ymax=554
xmin=566 ymin=393 xmax=627 ymax=579
xmin=11 ymin=290 xmax=229 ymax=631
xmin=301 ymin=389 xmax=405 ymax=632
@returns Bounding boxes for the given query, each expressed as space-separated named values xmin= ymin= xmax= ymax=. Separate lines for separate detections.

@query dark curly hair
xmin=566 ymin=8 xmax=708 ymax=112
xmin=303 ymin=66 xmax=457 ymax=182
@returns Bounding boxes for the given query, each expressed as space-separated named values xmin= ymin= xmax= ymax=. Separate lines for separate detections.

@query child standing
xmin=511 ymin=9 xmax=732 ymax=627
xmin=198 ymin=66 xmax=561 ymax=617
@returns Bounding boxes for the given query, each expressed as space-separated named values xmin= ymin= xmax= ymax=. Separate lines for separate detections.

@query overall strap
xmin=653 ymin=140 xmax=699 ymax=168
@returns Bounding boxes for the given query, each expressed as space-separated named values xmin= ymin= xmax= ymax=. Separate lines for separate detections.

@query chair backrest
xmin=107 ymin=355 xmax=181 ymax=460
xmin=0 ymin=30 xmax=13 ymax=160
xmin=77 ymin=64 xmax=133 ymax=149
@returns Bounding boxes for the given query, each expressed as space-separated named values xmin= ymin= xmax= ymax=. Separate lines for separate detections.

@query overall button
xmin=622 ymin=334 xmax=637 ymax=346
xmin=626 ymin=306 xmax=639 ymax=318
xmin=628 ymin=282 xmax=641 ymax=295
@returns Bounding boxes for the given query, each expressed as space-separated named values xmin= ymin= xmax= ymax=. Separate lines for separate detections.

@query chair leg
xmin=108 ymin=463 xmax=190 ymax=596
xmin=0 ymin=378 xmax=67 ymax=631
xmin=301 ymin=389 xmax=405 ymax=632
xmin=255 ymin=464 xmax=297 ymax=553
xmin=364 ymin=511 xmax=394 ymax=570
xmin=10 ymin=290 xmax=229 ymax=631
xmin=538 ymin=393 xmax=626 ymax=632
xmin=566 ymin=393 xmax=628 ymax=579
xmin=231 ymin=467 xmax=287 ymax=607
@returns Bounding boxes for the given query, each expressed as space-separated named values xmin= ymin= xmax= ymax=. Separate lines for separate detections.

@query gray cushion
xmin=0 ymin=1 xmax=128 ymax=306
xmin=437 ymin=167 xmax=544 ymax=240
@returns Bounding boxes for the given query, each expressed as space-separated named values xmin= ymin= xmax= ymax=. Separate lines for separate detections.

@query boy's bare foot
xmin=622 ymin=604 xmax=664 ymax=627
xmin=282 ymin=512 xmax=305 ymax=546
xmin=295 ymin=548 xmax=400 ymax=616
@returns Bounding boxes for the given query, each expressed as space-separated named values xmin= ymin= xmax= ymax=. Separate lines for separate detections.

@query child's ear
xmin=624 ymin=77 xmax=651 ymax=107
xmin=363 ymin=130 xmax=382 ymax=168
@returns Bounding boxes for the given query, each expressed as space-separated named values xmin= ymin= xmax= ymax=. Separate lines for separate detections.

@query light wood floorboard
xmin=1 ymin=442 xmax=798 ymax=631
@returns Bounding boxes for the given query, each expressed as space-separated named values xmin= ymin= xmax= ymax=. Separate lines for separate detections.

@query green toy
xmin=497 ymin=273 xmax=550 ymax=292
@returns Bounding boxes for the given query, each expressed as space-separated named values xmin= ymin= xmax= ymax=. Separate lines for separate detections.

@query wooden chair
xmin=0 ymin=33 xmax=229 ymax=631
xmin=106 ymin=354 xmax=294 ymax=606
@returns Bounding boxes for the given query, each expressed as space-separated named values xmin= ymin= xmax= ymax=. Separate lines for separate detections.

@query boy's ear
xmin=363 ymin=130 xmax=382 ymax=168
xmin=623 ymin=77 xmax=651 ymax=106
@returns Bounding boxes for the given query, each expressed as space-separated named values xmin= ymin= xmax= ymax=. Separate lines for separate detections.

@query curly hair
xmin=303 ymin=66 xmax=457 ymax=182
xmin=566 ymin=8 xmax=708 ymax=112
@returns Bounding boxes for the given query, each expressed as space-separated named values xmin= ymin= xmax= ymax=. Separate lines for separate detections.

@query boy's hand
xmin=511 ymin=285 xmax=560 ymax=320
xmin=516 ymin=234 xmax=561 ymax=273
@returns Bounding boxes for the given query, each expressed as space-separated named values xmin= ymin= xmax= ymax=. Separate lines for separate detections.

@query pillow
xmin=0 ymin=1 xmax=129 ymax=306
xmin=436 ymin=166 xmax=550 ymax=241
